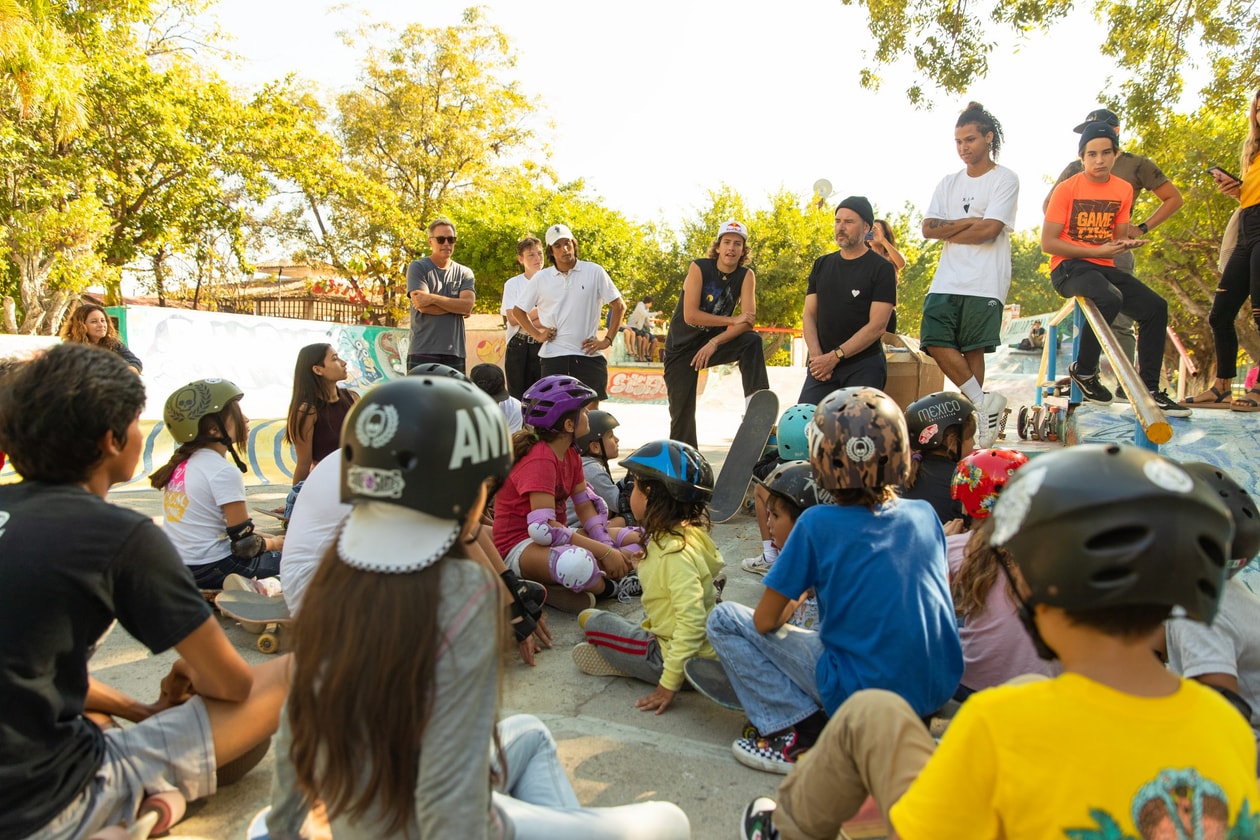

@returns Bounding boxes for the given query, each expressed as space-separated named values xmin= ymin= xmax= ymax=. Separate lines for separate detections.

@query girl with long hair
xmin=1194 ymin=87 xmax=1260 ymax=410
xmin=571 ymin=439 xmax=723 ymax=715
xmin=59 ymin=303 xmax=143 ymax=373
xmin=279 ymin=343 xmax=357 ymax=517
xmin=150 ymin=379 xmax=282 ymax=588
xmin=491 ymin=374 xmax=642 ymax=613
xmin=255 ymin=376 xmax=689 ymax=839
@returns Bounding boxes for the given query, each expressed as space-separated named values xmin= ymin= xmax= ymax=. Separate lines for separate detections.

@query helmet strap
xmin=1000 ymin=563 xmax=1059 ymax=662
xmin=214 ymin=416 xmax=248 ymax=474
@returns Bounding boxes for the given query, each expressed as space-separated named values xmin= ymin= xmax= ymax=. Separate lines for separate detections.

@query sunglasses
xmin=432 ymin=236 xmax=457 ymax=245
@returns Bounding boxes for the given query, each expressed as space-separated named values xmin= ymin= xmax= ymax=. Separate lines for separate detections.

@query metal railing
xmin=1037 ymin=298 xmax=1172 ymax=448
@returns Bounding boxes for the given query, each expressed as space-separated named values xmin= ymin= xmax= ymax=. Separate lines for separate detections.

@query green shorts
xmin=920 ymin=294 xmax=1003 ymax=353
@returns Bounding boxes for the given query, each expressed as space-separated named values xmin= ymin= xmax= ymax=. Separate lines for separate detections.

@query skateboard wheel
xmin=1029 ymin=407 xmax=1043 ymax=441
xmin=1016 ymin=406 xmax=1030 ymax=440
xmin=258 ymin=633 xmax=280 ymax=655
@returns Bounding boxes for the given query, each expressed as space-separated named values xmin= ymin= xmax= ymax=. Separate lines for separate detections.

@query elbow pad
xmin=227 ymin=519 xmax=266 ymax=560
xmin=614 ymin=526 xmax=645 ymax=557
xmin=572 ymin=486 xmax=610 ymax=521
xmin=527 ymin=508 xmax=571 ymax=546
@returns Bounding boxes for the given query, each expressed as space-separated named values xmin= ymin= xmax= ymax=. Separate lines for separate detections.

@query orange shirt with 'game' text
xmin=1044 ymin=172 xmax=1132 ymax=271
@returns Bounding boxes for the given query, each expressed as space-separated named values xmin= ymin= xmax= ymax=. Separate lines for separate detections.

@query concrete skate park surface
xmin=90 ymin=366 xmax=830 ymax=840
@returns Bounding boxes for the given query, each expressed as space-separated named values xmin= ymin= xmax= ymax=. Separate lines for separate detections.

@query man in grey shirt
xmin=407 ymin=218 xmax=476 ymax=374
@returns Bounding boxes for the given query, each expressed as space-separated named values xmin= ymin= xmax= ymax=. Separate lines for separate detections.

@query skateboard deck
xmin=215 ymin=590 xmax=292 ymax=655
xmin=684 ymin=656 xmax=743 ymax=711
xmin=709 ymin=390 xmax=779 ymax=523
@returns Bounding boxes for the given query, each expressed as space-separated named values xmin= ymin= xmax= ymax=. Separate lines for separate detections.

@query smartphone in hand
xmin=1208 ymin=165 xmax=1241 ymax=184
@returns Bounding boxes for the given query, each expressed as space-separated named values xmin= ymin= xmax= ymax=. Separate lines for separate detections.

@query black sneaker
xmin=1150 ymin=389 xmax=1192 ymax=418
xmin=1068 ymin=363 xmax=1113 ymax=405
xmin=611 ymin=571 xmax=643 ymax=604
xmin=1114 ymin=384 xmax=1128 ymax=402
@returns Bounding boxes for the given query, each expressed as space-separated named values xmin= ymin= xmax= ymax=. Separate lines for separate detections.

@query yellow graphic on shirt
xmin=1066 ymin=767 xmax=1258 ymax=839
xmin=163 ymin=461 xmax=188 ymax=522
xmin=1067 ymin=198 xmax=1123 ymax=246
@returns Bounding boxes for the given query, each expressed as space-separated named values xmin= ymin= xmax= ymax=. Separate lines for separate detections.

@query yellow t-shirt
xmin=1241 ymin=155 xmax=1260 ymax=211
xmin=637 ymin=525 xmax=723 ymax=691
xmin=890 ymin=673 xmax=1260 ymax=839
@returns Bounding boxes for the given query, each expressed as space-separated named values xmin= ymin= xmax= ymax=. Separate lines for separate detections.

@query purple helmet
xmin=523 ymin=375 xmax=597 ymax=432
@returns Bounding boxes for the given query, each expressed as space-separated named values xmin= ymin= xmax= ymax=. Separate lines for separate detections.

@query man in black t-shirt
xmin=799 ymin=196 xmax=897 ymax=404
xmin=0 ymin=344 xmax=289 ymax=839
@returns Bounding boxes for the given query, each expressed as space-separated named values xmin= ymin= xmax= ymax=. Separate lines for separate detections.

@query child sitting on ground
xmin=742 ymin=444 xmax=1257 ymax=840
xmin=948 ymin=448 xmax=1059 ymax=697
xmin=565 ymin=409 xmax=626 ymax=527
xmin=742 ymin=403 xmax=814 ymax=577
xmin=1166 ymin=461 xmax=1260 ymax=770
xmin=572 ymin=439 xmax=723 ymax=715
xmin=0 ymin=344 xmax=287 ymax=839
xmin=756 ymin=460 xmax=833 ymax=630
xmin=707 ymin=387 xmax=963 ymax=775
xmin=471 ymin=362 xmax=524 ymax=433
xmin=900 ymin=390 xmax=975 ymax=524
xmin=150 ymin=379 xmax=283 ymax=590
xmin=492 ymin=374 xmax=642 ymax=613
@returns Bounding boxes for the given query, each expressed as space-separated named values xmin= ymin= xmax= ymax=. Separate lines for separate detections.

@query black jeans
xmin=539 ymin=354 xmax=609 ymax=400
xmin=191 ymin=552 xmax=282 ymax=590
xmin=662 ymin=331 xmax=770 ymax=447
xmin=1050 ymin=260 xmax=1167 ymax=391
xmin=1209 ymin=204 xmax=1260 ymax=379
xmin=504 ymin=334 xmax=543 ymax=399
xmin=797 ymin=351 xmax=886 ymax=406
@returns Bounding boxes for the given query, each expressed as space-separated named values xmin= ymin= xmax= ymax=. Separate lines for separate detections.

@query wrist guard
xmin=227 ymin=519 xmax=266 ymax=560
xmin=527 ymin=508 xmax=571 ymax=546
xmin=614 ymin=526 xmax=645 ymax=557
xmin=572 ymin=486 xmax=610 ymax=521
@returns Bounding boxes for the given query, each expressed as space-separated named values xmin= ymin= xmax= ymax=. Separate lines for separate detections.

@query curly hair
xmin=60 ymin=304 xmax=123 ymax=350
xmin=956 ymin=101 xmax=1004 ymax=161
xmin=632 ymin=475 xmax=711 ymax=553
xmin=706 ymin=234 xmax=751 ymax=267
xmin=951 ymin=521 xmax=1017 ymax=620
xmin=0 ymin=343 xmax=144 ymax=483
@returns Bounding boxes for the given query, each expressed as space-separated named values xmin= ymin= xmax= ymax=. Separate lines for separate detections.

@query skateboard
xmin=1015 ymin=404 xmax=1062 ymax=442
xmin=683 ymin=657 xmax=743 ymax=711
xmin=709 ymin=390 xmax=780 ymax=523
xmin=216 ymin=590 xmax=293 ymax=654
xmin=87 ymin=791 xmax=185 ymax=839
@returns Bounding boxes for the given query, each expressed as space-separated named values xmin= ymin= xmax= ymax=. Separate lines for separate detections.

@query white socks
xmin=960 ymin=377 xmax=985 ymax=405
xmin=763 ymin=540 xmax=779 ymax=563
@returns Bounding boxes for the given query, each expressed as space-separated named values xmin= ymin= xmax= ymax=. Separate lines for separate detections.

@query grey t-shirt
xmin=406 ymin=257 xmax=475 ymax=357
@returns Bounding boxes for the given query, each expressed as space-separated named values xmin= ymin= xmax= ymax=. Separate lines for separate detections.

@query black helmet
xmin=407 ymin=362 xmax=470 ymax=382
xmin=1183 ymin=461 xmax=1260 ymax=571
xmin=576 ymin=410 xmax=619 ymax=453
xmin=621 ymin=439 xmax=714 ymax=503
xmin=990 ymin=444 xmax=1231 ymax=622
xmin=755 ymin=460 xmax=832 ymax=510
xmin=341 ymin=376 xmax=512 ymax=519
xmin=905 ymin=391 xmax=975 ymax=451
xmin=808 ymin=387 xmax=910 ymax=492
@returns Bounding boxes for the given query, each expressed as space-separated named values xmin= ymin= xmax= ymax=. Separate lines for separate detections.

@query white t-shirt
xmin=925 ymin=164 xmax=1020 ymax=301
xmin=501 ymin=272 xmax=528 ymax=342
xmin=281 ymin=456 xmax=351 ymax=615
xmin=1167 ymin=576 xmax=1260 ymax=749
xmin=162 ymin=448 xmax=246 ymax=567
xmin=515 ymin=261 xmax=622 ymax=358
xmin=628 ymin=300 xmax=650 ymax=330
xmin=499 ymin=396 xmax=524 ymax=434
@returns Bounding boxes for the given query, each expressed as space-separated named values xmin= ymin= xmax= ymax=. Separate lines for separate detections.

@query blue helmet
xmin=776 ymin=403 xmax=815 ymax=460
xmin=622 ymin=439 xmax=714 ymax=503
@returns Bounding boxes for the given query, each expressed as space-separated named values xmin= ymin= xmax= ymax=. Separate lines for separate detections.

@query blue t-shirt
xmin=764 ymin=498 xmax=962 ymax=717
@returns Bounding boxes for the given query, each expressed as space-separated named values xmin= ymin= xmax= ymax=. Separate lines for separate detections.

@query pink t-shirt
xmin=947 ymin=533 xmax=1060 ymax=690
xmin=493 ymin=441 xmax=585 ymax=557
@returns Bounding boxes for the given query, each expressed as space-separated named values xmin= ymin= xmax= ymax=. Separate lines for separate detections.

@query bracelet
xmin=1137 ymin=222 xmax=1149 ymax=234
xmin=599 ymin=547 xmax=613 ymax=561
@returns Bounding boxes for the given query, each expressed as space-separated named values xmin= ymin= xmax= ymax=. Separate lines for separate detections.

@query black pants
xmin=1050 ymin=260 xmax=1167 ymax=391
xmin=540 ymin=354 xmax=609 ymax=400
xmin=407 ymin=353 xmax=466 ymax=376
xmin=797 ymin=351 xmax=886 ymax=406
xmin=1209 ymin=204 xmax=1260 ymax=379
xmin=504 ymin=334 xmax=544 ymax=399
xmin=663 ymin=331 xmax=770 ymax=447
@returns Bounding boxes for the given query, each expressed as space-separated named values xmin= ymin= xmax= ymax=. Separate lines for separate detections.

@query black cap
xmin=1073 ymin=108 xmax=1120 ymax=134
xmin=835 ymin=195 xmax=874 ymax=228
xmin=469 ymin=363 xmax=509 ymax=402
xmin=1078 ymin=121 xmax=1120 ymax=155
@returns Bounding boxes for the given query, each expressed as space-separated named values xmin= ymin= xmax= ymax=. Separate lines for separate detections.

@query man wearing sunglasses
xmin=406 ymin=218 xmax=476 ymax=374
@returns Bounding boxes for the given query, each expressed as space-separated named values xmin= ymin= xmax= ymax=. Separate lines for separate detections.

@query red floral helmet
xmin=951 ymin=448 xmax=1030 ymax=519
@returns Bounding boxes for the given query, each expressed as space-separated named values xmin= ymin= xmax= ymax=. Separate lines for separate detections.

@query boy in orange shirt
xmin=1041 ymin=121 xmax=1189 ymax=417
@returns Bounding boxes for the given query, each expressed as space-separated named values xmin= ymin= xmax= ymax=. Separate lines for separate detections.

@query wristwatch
xmin=834 ymin=347 xmax=845 ymax=360
xmin=1137 ymin=222 xmax=1149 ymax=234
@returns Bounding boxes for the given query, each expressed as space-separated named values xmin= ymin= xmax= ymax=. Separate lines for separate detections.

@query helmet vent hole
xmin=1088 ymin=566 xmax=1136 ymax=587
xmin=1198 ymin=578 xmax=1219 ymax=600
xmin=1200 ymin=535 xmax=1226 ymax=568
xmin=1084 ymin=525 xmax=1149 ymax=552
xmin=396 ymin=451 xmax=418 ymax=470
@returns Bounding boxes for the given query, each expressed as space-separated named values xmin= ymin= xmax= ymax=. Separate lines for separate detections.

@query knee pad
xmin=548 ymin=546 xmax=602 ymax=592
xmin=527 ymin=508 xmax=572 ymax=546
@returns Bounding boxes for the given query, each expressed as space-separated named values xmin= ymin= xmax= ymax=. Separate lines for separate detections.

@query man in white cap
xmin=663 ymin=219 xmax=769 ymax=446
xmin=512 ymin=224 xmax=625 ymax=402
xmin=798 ymin=198 xmax=896 ymax=405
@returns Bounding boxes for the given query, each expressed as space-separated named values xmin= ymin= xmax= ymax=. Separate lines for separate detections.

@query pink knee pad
xmin=548 ymin=546 xmax=603 ymax=592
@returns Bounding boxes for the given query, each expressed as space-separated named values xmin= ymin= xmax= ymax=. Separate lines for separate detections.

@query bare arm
xmin=753 ymin=586 xmax=793 ymax=634
xmin=86 ymin=677 xmax=157 ymax=723
xmin=847 ymin=301 xmax=895 ymax=354
xmin=712 ymin=269 xmax=757 ymax=347
xmin=1130 ymin=180 xmax=1184 ymax=235
xmin=172 ymin=615 xmax=254 ymax=702
xmin=412 ymin=289 xmax=475 ymax=316
xmin=941 ymin=218 xmax=1006 ymax=245
xmin=222 ymin=501 xmax=284 ymax=554
xmin=290 ymin=409 xmax=316 ymax=485
xmin=921 ymin=217 xmax=977 ymax=241
xmin=1040 ymin=220 xmax=1132 ymax=260
xmin=802 ymin=293 xmax=822 ymax=359
xmin=681 ymin=263 xmax=739 ymax=328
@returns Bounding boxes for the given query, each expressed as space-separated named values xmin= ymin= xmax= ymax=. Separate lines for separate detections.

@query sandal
xmin=1183 ymin=386 xmax=1233 ymax=408
xmin=1233 ymin=389 xmax=1260 ymax=412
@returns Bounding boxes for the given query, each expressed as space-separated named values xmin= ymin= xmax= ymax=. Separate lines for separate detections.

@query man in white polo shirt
xmin=512 ymin=224 xmax=625 ymax=401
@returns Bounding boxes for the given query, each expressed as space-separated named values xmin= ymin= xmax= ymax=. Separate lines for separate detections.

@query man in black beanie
xmin=798 ymin=195 xmax=897 ymax=404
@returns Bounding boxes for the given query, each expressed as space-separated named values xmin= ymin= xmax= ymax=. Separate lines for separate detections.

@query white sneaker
xmin=975 ymin=392 xmax=1008 ymax=449
xmin=741 ymin=554 xmax=776 ymax=577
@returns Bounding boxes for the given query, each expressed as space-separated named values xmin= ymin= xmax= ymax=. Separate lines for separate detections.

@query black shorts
xmin=540 ymin=354 xmax=609 ymax=400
